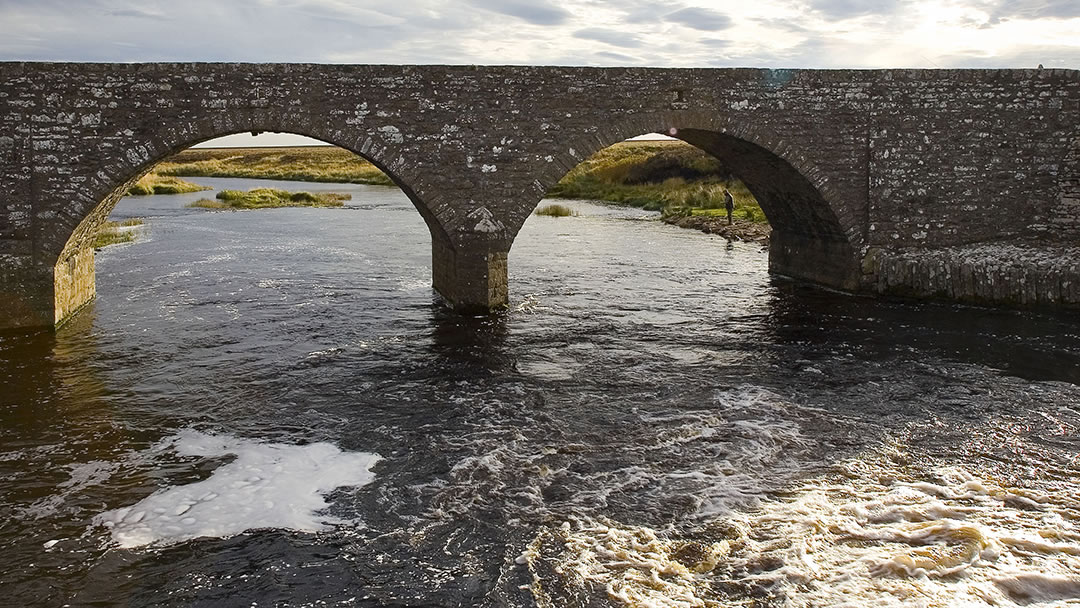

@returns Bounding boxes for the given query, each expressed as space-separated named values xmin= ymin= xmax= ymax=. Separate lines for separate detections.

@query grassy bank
xmin=159 ymin=147 xmax=394 ymax=186
xmin=548 ymin=140 xmax=766 ymax=222
xmin=94 ymin=218 xmax=143 ymax=248
xmin=127 ymin=173 xmax=210 ymax=196
xmin=156 ymin=142 xmax=767 ymax=226
xmin=188 ymin=188 xmax=351 ymax=210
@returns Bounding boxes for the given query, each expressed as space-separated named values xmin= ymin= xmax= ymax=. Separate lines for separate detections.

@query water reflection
xmin=763 ymin=277 xmax=1080 ymax=384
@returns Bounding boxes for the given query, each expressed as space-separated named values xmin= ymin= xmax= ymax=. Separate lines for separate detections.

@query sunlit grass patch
xmin=94 ymin=218 xmax=144 ymax=248
xmin=127 ymin=174 xmax=210 ymax=196
xmin=547 ymin=140 xmax=767 ymax=222
xmin=187 ymin=199 xmax=229 ymax=209
xmin=534 ymin=203 xmax=577 ymax=217
xmin=158 ymin=147 xmax=395 ymax=186
xmin=188 ymin=188 xmax=351 ymax=210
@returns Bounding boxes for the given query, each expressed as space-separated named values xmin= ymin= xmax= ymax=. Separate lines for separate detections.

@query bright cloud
xmin=0 ymin=0 xmax=1076 ymax=67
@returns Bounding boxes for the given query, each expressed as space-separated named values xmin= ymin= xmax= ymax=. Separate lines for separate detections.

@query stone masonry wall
xmin=1055 ymin=135 xmax=1080 ymax=231
xmin=0 ymin=63 xmax=1077 ymax=328
xmin=53 ymin=244 xmax=94 ymax=325
xmin=867 ymin=69 xmax=1080 ymax=247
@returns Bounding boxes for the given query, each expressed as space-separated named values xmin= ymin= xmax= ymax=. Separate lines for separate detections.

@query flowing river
xmin=2 ymin=178 xmax=1080 ymax=607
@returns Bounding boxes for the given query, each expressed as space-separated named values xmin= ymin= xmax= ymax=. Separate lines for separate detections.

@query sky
xmin=2 ymin=0 xmax=1076 ymax=146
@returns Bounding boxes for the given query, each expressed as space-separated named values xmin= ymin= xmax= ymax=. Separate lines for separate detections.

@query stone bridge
xmin=1 ymin=63 xmax=1078 ymax=330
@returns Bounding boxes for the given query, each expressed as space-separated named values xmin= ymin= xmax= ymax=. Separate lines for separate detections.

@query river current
xmin=2 ymin=178 xmax=1080 ymax=607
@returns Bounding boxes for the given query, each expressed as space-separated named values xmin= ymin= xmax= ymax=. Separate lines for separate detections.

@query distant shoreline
xmin=150 ymin=142 xmax=771 ymax=244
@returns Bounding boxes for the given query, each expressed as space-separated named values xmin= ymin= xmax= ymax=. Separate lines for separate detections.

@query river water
xmin=2 ymin=178 xmax=1080 ymax=607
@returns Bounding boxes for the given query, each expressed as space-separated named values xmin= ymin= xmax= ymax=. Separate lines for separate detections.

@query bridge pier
xmin=0 ymin=264 xmax=58 ymax=330
xmin=768 ymin=232 xmax=862 ymax=292
xmin=0 ymin=245 xmax=96 ymax=331
xmin=53 ymin=244 xmax=97 ymax=327
xmin=430 ymin=236 xmax=509 ymax=315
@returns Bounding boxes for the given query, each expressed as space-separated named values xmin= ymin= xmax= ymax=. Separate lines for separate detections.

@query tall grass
xmin=94 ymin=218 xmax=143 ymax=248
xmin=188 ymin=188 xmax=351 ymax=210
xmin=127 ymin=174 xmax=210 ymax=196
xmin=534 ymin=204 xmax=577 ymax=217
xmin=158 ymin=147 xmax=395 ymax=186
xmin=155 ymin=142 xmax=767 ymax=223
xmin=548 ymin=141 xmax=767 ymax=223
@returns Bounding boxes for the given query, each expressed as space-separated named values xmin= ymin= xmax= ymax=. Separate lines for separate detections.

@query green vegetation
xmin=681 ymin=206 xmax=763 ymax=222
xmin=534 ymin=203 xmax=577 ymax=217
xmin=159 ymin=147 xmax=394 ymax=186
xmin=94 ymin=218 xmax=143 ymax=248
xmin=548 ymin=140 xmax=767 ymax=223
xmin=154 ymin=141 xmax=767 ymax=226
xmin=127 ymin=173 xmax=210 ymax=196
xmin=188 ymin=188 xmax=351 ymax=210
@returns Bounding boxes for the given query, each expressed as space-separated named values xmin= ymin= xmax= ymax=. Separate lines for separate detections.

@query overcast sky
xmin=3 ymin=0 xmax=1077 ymax=68
xmin=2 ymin=0 xmax=1076 ymax=146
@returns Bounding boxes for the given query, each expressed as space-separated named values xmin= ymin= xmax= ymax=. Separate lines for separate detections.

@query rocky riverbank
xmin=663 ymin=215 xmax=772 ymax=244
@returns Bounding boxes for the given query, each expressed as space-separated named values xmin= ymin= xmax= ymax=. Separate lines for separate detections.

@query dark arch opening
xmin=671 ymin=128 xmax=860 ymax=291
xmin=520 ymin=121 xmax=864 ymax=296
xmin=50 ymin=130 xmax=439 ymax=326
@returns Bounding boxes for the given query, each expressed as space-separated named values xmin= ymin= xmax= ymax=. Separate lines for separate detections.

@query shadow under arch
xmin=47 ymin=121 xmax=450 ymax=326
xmin=523 ymin=112 xmax=865 ymax=293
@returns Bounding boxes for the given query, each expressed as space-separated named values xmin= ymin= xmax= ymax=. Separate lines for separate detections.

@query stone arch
xmin=522 ymin=111 xmax=865 ymax=291
xmin=45 ymin=117 xmax=446 ymax=263
xmin=44 ymin=113 xmax=447 ymax=326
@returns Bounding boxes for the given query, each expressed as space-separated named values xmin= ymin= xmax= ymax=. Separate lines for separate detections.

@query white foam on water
xmin=94 ymin=430 xmax=381 ymax=548
xmin=529 ymin=442 xmax=1080 ymax=608
xmin=523 ymin=518 xmax=730 ymax=608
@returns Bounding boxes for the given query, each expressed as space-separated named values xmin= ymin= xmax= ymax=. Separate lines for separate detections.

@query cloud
xmin=105 ymin=8 xmax=168 ymax=20
xmin=753 ymin=18 xmax=814 ymax=34
xmin=594 ymin=50 xmax=642 ymax=63
xmin=806 ymin=0 xmax=901 ymax=20
xmin=0 ymin=0 xmax=1076 ymax=69
xmin=937 ymin=44 xmax=1080 ymax=68
xmin=699 ymin=38 xmax=732 ymax=48
xmin=663 ymin=7 xmax=732 ymax=31
xmin=573 ymin=27 xmax=644 ymax=48
xmin=981 ymin=0 xmax=1080 ymax=22
xmin=469 ymin=0 xmax=572 ymax=25
xmin=611 ymin=0 xmax=685 ymax=24
xmin=289 ymin=2 xmax=405 ymax=28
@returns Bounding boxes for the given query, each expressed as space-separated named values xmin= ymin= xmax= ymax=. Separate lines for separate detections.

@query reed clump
xmin=534 ymin=204 xmax=577 ymax=217
xmin=127 ymin=174 xmax=210 ymax=196
xmin=94 ymin=218 xmax=144 ymax=248
xmin=188 ymin=188 xmax=351 ymax=210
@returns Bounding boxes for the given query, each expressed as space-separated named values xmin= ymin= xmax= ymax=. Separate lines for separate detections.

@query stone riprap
xmin=0 ymin=63 xmax=1077 ymax=329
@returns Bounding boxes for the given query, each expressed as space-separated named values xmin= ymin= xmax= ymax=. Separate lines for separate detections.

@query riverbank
xmin=159 ymin=147 xmax=394 ymax=186
xmin=663 ymin=215 xmax=771 ymax=244
xmin=156 ymin=142 xmax=771 ymax=243
xmin=547 ymin=140 xmax=762 ymax=212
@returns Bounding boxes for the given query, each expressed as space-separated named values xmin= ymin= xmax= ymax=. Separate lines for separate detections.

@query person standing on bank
xmin=724 ymin=189 xmax=735 ymax=225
